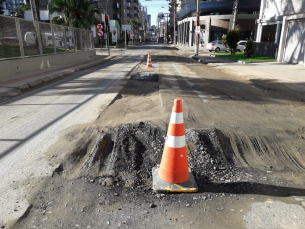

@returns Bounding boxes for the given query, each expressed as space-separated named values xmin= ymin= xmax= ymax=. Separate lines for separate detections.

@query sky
xmin=139 ymin=0 xmax=169 ymax=26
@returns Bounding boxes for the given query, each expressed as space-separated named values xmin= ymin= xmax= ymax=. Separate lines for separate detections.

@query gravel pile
xmin=66 ymin=122 xmax=250 ymax=192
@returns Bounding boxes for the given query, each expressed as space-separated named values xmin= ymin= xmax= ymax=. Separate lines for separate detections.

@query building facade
xmin=177 ymin=0 xmax=260 ymax=46
xmin=256 ymin=0 xmax=305 ymax=65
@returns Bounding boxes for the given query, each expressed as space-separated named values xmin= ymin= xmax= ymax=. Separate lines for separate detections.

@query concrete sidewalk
xmin=196 ymin=53 xmax=305 ymax=92
xmin=0 ymin=51 xmax=116 ymax=100
xmin=174 ymin=44 xmax=305 ymax=92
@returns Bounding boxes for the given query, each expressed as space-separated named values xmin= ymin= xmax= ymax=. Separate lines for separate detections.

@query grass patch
xmin=95 ymin=44 xmax=107 ymax=48
xmin=214 ymin=53 xmax=276 ymax=62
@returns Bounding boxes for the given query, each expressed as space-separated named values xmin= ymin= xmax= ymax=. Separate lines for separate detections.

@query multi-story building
xmin=147 ymin=14 xmax=151 ymax=30
xmin=176 ymin=0 xmax=260 ymax=46
xmin=1 ymin=0 xmax=49 ymax=15
xmin=2 ymin=0 xmax=27 ymax=15
xmin=156 ymin=12 xmax=164 ymax=29
xmin=121 ymin=0 xmax=140 ymax=25
xmin=112 ymin=0 xmax=121 ymax=22
xmin=256 ymin=0 xmax=305 ymax=65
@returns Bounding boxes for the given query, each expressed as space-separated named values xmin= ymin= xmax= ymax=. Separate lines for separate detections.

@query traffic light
xmin=105 ymin=16 xmax=110 ymax=31
xmin=105 ymin=16 xmax=109 ymax=26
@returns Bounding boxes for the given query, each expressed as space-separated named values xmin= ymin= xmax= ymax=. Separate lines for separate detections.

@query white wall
xmin=0 ymin=50 xmax=96 ymax=77
xmin=24 ymin=10 xmax=50 ymax=21
xmin=263 ymin=0 xmax=305 ymax=19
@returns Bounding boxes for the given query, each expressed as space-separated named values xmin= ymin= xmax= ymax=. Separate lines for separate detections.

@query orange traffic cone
xmin=152 ymin=99 xmax=198 ymax=193
xmin=147 ymin=53 xmax=153 ymax=67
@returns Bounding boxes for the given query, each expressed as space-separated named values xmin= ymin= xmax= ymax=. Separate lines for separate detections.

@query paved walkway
xmin=174 ymin=44 xmax=305 ymax=92
xmin=0 ymin=50 xmax=117 ymax=100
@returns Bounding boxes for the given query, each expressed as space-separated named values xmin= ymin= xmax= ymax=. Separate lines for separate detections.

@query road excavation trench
xmin=9 ymin=57 xmax=305 ymax=229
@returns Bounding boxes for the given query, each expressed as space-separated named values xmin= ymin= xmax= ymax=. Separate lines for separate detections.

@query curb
xmin=191 ymin=56 xmax=208 ymax=64
xmin=0 ymin=56 xmax=116 ymax=100
xmin=210 ymin=54 xmax=277 ymax=64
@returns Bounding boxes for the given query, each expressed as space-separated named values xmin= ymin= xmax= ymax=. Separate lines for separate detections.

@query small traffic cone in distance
xmin=152 ymin=99 xmax=198 ymax=193
xmin=147 ymin=53 xmax=153 ymax=67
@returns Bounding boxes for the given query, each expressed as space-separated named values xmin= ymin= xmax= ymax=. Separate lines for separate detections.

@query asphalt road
xmin=0 ymin=52 xmax=143 ymax=224
xmin=1 ymin=43 xmax=305 ymax=228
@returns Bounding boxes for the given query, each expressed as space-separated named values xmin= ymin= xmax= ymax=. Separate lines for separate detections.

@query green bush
xmin=222 ymin=25 xmax=241 ymax=55
xmin=117 ymin=38 xmax=125 ymax=44
xmin=244 ymin=40 xmax=254 ymax=58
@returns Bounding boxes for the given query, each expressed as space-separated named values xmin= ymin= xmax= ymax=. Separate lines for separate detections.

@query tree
xmin=48 ymin=0 xmax=98 ymax=29
xmin=130 ymin=19 xmax=142 ymax=31
xmin=222 ymin=25 xmax=241 ymax=55
xmin=14 ymin=5 xmax=31 ymax=17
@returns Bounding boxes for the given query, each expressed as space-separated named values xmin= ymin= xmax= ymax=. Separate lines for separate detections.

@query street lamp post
xmin=195 ymin=0 xmax=200 ymax=56
xmin=106 ymin=0 xmax=110 ymax=56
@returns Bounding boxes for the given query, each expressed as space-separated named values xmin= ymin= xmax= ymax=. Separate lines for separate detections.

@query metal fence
xmin=0 ymin=15 xmax=94 ymax=60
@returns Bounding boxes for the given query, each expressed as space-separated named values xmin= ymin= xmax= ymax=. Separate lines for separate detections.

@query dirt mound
xmin=62 ymin=122 xmax=245 ymax=190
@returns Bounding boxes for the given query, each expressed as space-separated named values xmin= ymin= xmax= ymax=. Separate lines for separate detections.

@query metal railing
xmin=0 ymin=15 xmax=94 ymax=60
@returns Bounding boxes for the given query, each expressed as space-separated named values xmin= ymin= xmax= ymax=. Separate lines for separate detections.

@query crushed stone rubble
xmin=64 ymin=122 xmax=269 ymax=194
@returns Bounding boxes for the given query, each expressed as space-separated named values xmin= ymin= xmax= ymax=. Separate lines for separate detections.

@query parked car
xmin=66 ymin=41 xmax=75 ymax=49
xmin=149 ymin=37 xmax=156 ymax=42
xmin=206 ymin=40 xmax=226 ymax=52
xmin=236 ymin=40 xmax=247 ymax=52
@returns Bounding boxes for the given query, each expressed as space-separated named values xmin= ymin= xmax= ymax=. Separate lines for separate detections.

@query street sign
xmin=96 ymin=23 xmax=104 ymax=30
xmin=195 ymin=26 xmax=200 ymax=34
xmin=97 ymin=30 xmax=104 ymax=37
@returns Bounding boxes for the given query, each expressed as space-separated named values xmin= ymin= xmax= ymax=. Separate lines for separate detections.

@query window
xmin=261 ymin=24 xmax=277 ymax=43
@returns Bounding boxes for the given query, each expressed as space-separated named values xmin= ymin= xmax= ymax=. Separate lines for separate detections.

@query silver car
xmin=206 ymin=40 xmax=226 ymax=52
xmin=236 ymin=40 xmax=247 ymax=52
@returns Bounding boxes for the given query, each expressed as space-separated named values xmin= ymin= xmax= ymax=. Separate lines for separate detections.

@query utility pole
xmin=173 ymin=0 xmax=176 ymax=45
xmin=125 ymin=26 xmax=127 ymax=50
xmin=173 ymin=0 xmax=176 ymax=46
xmin=194 ymin=0 xmax=200 ymax=56
xmin=163 ymin=13 xmax=169 ymax=43
xmin=105 ymin=0 xmax=110 ymax=56
xmin=232 ymin=0 xmax=239 ymax=29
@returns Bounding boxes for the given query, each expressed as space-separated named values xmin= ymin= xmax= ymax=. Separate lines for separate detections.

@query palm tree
xmin=48 ymin=0 xmax=98 ymax=29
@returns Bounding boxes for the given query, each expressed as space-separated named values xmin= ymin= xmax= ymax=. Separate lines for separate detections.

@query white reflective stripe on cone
xmin=169 ymin=112 xmax=184 ymax=124
xmin=165 ymin=134 xmax=186 ymax=148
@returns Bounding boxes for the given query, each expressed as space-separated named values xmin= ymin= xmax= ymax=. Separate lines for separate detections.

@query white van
xmin=24 ymin=32 xmax=37 ymax=46
xmin=24 ymin=32 xmax=63 ymax=48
